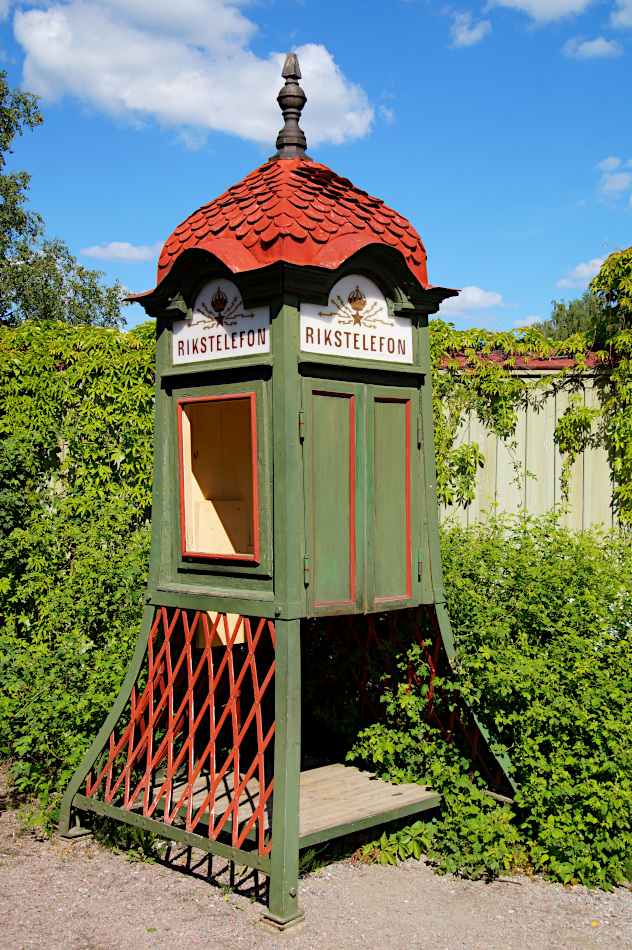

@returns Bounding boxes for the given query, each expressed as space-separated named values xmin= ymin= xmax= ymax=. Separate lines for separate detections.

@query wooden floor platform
xmin=166 ymin=763 xmax=440 ymax=847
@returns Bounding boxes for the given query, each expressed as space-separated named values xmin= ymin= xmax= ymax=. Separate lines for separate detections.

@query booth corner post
xmin=58 ymin=52 xmax=513 ymax=927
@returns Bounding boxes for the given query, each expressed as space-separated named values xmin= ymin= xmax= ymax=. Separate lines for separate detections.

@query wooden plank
xmin=298 ymin=764 xmax=439 ymax=843
xmin=298 ymin=795 xmax=440 ymax=849
xmin=299 ymin=779 xmax=434 ymax=826
xmin=583 ymin=379 xmax=614 ymax=528
xmin=157 ymin=763 xmax=438 ymax=843
xmin=299 ymin=772 xmax=432 ymax=800
xmin=438 ymin=369 xmax=617 ymax=530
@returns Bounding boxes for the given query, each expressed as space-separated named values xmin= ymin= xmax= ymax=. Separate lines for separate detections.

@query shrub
xmin=0 ymin=320 xmax=154 ymax=823
xmin=350 ymin=514 xmax=632 ymax=887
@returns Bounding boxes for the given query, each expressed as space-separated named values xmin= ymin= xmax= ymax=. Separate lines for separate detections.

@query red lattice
xmin=86 ymin=609 xmax=275 ymax=856
xmin=306 ymin=605 xmax=503 ymax=791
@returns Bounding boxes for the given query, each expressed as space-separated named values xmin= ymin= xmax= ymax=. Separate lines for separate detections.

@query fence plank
xmin=440 ymin=370 xmax=614 ymax=530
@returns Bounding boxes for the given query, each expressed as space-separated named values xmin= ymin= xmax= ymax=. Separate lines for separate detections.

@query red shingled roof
xmin=157 ymin=158 xmax=429 ymax=287
xmin=440 ymin=351 xmax=607 ymax=371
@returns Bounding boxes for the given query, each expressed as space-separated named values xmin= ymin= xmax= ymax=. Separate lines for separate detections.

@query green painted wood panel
xmin=373 ymin=398 xmax=410 ymax=601
xmin=312 ymin=392 xmax=354 ymax=606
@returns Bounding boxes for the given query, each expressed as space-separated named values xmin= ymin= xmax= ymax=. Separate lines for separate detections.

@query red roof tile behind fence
xmin=158 ymin=158 xmax=429 ymax=286
xmin=439 ymin=352 xmax=607 ymax=370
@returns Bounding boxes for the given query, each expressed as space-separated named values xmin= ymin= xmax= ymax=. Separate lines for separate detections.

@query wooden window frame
xmin=177 ymin=392 xmax=260 ymax=563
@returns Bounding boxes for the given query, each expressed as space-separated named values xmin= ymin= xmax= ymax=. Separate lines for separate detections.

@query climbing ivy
xmin=433 ymin=246 xmax=632 ymax=523
xmin=1 ymin=246 xmax=631 ymax=861
xmin=351 ymin=512 xmax=632 ymax=888
xmin=0 ymin=320 xmax=154 ymax=816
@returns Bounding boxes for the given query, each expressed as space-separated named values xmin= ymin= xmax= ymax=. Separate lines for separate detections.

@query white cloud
xmin=594 ymin=157 xmax=632 ymax=205
xmin=378 ymin=104 xmax=395 ymax=124
xmin=596 ymin=156 xmax=621 ymax=172
xmin=512 ymin=315 xmax=540 ymax=327
xmin=12 ymin=0 xmax=373 ymax=147
xmin=80 ymin=240 xmax=162 ymax=263
xmin=563 ymin=35 xmax=624 ymax=58
xmin=599 ymin=170 xmax=632 ymax=193
xmin=595 ymin=156 xmax=632 ymax=198
xmin=556 ymin=256 xmax=606 ymax=288
xmin=439 ymin=285 xmax=508 ymax=317
xmin=611 ymin=0 xmax=632 ymax=28
xmin=485 ymin=0 xmax=595 ymax=24
xmin=449 ymin=12 xmax=492 ymax=47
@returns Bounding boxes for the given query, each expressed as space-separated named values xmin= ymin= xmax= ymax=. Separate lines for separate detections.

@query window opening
xmin=179 ymin=394 xmax=259 ymax=561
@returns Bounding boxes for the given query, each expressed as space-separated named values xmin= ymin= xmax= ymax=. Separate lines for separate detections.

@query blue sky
xmin=0 ymin=0 xmax=630 ymax=330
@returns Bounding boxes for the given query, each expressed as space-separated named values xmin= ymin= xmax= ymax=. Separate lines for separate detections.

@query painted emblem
xmin=196 ymin=286 xmax=254 ymax=328
xmin=172 ymin=279 xmax=270 ymax=365
xmin=300 ymin=275 xmax=413 ymax=364
xmin=319 ymin=284 xmax=394 ymax=329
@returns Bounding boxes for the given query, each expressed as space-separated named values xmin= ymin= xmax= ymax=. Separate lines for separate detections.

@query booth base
xmin=166 ymin=762 xmax=440 ymax=848
xmin=298 ymin=763 xmax=440 ymax=845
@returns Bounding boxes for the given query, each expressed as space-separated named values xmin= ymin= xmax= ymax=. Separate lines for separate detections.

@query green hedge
xmin=0 ymin=320 xmax=153 ymax=819
xmin=351 ymin=513 xmax=632 ymax=887
xmin=1 ymin=319 xmax=632 ymax=888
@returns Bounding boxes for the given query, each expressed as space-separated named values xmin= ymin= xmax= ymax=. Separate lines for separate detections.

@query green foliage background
xmin=351 ymin=514 xmax=632 ymax=888
xmin=1 ymin=68 xmax=631 ymax=887
xmin=0 ymin=246 xmax=631 ymax=889
xmin=0 ymin=321 xmax=154 ymax=813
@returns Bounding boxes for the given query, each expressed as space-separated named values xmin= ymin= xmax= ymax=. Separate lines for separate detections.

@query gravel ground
xmin=2 ymin=804 xmax=632 ymax=950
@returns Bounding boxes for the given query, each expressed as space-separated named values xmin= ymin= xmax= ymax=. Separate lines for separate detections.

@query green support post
xmin=58 ymin=604 xmax=157 ymax=837
xmin=264 ymin=618 xmax=304 ymax=930
xmin=271 ymin=296 xmax=303 ymax=618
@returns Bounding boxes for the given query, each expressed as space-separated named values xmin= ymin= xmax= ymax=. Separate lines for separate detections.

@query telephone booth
xmin=59 ymin=55 xmax=513 ymax=930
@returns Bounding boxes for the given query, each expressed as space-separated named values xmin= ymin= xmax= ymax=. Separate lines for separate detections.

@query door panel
xmin=373 ymin=397 xmax=411 ymax=602
xmin=304 ymin=378 xmax=418 ymax=616
xmin=311 ymin=390 xmax=355 ymax=607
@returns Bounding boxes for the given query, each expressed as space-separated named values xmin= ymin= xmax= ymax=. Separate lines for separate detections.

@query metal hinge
xmin=417 ymin=416 xmax=422 ymax=448
xmin=417 ymin=549 xmax=423 ymax=579
xmin=303 ymin=554 xmax=310 ymax=586
xmin=299 ymin=409 xmax=305 ymax=442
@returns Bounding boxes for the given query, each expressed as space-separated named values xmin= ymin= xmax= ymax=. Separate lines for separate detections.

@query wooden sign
xmin=172 ymin=279 xmax=270 ymax=365
xmin=300 ymin=275 xmax=413 ymax=364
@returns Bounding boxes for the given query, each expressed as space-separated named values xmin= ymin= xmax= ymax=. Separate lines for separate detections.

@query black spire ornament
xmin=271 ymin=52 xmax=312 ymax=161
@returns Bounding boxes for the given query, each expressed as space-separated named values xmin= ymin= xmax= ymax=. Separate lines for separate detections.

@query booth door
xmin=303 ymin=379 xmax=420 ymax=616
xmin=366 ymin=386 xmax=415 ymax=610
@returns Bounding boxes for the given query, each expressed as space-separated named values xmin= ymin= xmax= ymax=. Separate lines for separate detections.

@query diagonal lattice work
xmin=86 ymin=608 xmax=276 ymax=856
xmin=303 ymin=605 xmax=504 ymax=791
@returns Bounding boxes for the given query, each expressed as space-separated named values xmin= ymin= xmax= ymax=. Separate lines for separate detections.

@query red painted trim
xmin=405 ymin=397 xmax=411 ymax=597
xmin=177 ymin=401 xmax=187 ymax=559
xmin=311 ymin=389 xmax=356 ymax=609
xmin=249 ymin=392 xmax=260 ymax=564
xmin=177 ymin=393 xmax=260 ymax=563
xmin=350 ymin=394 xmax=357 ymax=601
xmin=374 ymin=397 xmax=412 ymax=603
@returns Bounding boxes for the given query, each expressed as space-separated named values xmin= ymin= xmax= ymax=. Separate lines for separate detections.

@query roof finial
xmin=271 ymin=52 xmax=312 ymax=162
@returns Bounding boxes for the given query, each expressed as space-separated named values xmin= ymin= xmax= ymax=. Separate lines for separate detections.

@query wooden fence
xmin=439 ymin=367 xmax=615 ymax=530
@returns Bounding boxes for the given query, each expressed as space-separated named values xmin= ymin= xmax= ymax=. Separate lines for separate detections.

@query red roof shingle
xmin=157 ymin=158 xmax=429 ymax=286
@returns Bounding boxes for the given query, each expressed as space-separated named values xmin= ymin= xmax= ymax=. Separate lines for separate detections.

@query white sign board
xmin=300 ymin=275 xmax=412 ymax=364
xmin=172 ymin=279 xmax=270 ymax=365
